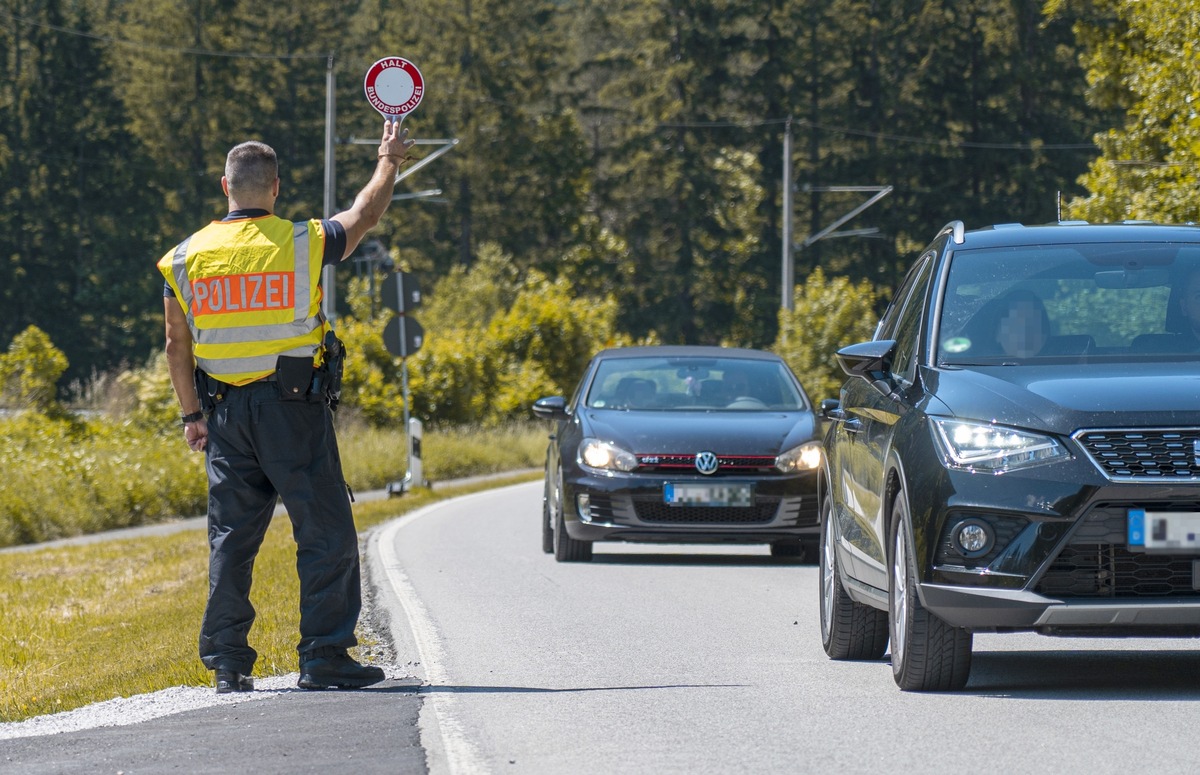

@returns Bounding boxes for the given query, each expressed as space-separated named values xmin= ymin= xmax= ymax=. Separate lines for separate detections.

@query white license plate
xmin=1128 ymin=509 xmax=1200 ymax=552
xmin=663 ymin=483 xmax=753 ymax=507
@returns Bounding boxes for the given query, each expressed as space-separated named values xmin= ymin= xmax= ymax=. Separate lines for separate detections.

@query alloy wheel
xmin=891 ymin=524 xmax=909 ymax=671
xmin=821 ymin=513 xmax=835 ymax=637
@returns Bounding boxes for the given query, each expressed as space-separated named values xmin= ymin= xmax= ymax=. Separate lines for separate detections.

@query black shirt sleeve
xmin=321 ymin=219 xmax=347 ymax=267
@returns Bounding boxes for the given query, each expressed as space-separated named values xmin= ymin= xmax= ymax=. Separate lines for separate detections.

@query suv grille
xmin=1073 ymin=428 xmax=1200 ymax=481
xmin=1035 ymin=504 xmax=1200 ymax=598
xmin=1037 ymin=545 xmax=1197 ymax=598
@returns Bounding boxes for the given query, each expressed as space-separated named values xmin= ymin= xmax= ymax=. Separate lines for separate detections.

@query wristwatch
xmin=181 ymin=410 xmax=205 ymax=425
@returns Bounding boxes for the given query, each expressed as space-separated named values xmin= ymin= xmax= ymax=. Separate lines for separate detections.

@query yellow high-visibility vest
xmin=159 ymin=214 xmax=329 ymax=385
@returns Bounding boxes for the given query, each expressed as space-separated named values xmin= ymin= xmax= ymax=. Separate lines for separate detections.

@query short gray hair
xmin=224 ymin=141 xmax=278 ymax=197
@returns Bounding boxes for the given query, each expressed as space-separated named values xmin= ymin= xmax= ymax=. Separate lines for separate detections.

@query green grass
xmin=0 ymin=415 xmax=208 ymax=547
xmin=0 ymin=473 xmax=540 ymax=723
xmin=0 ymin=416 xmax=549 ymax=547
xmin=337 ymin=419 xmax=549 ymax=487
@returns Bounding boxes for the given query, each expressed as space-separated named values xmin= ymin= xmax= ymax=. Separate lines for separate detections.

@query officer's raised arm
xmin=331 ymin=118 xmax=416 ymax=261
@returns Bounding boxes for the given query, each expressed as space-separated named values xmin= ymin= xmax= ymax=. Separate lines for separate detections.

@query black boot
xmin=215 ymin=669 xmax=254 ymax=694
xmin=298 ymin=653 xmax=385 ymax=689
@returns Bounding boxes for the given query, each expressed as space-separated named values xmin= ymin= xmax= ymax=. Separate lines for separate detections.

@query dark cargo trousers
xmin=198 ymin=380 xmax=360 ymax=674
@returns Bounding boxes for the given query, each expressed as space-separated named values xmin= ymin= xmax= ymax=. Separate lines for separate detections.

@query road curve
xmin=372 ymin=480 xmax=1200 ymax=775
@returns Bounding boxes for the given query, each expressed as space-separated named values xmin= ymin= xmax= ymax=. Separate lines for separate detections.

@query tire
xmin=541 ymin=471 xmax=555 ymax=554
xmin=888 ymin=494 xmax=972 ymax=691
xmin=552 ymin=471 xmax=593 ymax=563
xmin=820 ymin=495 xmax=888 ymax=660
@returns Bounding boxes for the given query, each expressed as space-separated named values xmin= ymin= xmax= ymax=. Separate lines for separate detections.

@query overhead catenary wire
xmin=584 ymin=116 xmax=1098 ymax=152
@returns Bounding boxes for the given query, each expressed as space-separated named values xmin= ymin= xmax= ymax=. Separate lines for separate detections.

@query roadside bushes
xmin=0 ymin=326 xmax=69 ymax=413
xmin=774 ymin=268 xmax=881 ymax=402
xmin=0 ymin=325 xmax=550 ymax=547
xmin=341 ymin=243 xmax=628 ymax=427
xmin=0 ymin=407 xmax=548 ymax=548
xmin=0 ymin=411 xmax=207 ymax=546
xmin=0 ymin=327 xmax=202 ymax=546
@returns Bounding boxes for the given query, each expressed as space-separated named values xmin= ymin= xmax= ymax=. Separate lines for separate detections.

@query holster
xmin=276 ymin=356 xmax=316 ymax=401
xmin=321 ymin=330 xmax=346 ymax=411
xmin=194 ymin=368 xmax=218 ymax=413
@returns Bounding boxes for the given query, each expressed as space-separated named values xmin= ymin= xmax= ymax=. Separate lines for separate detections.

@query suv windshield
xmin=938 ymin=241 xmax=1200 ymax=364
xmin=585 ymin=356 xmax=807 ymax=411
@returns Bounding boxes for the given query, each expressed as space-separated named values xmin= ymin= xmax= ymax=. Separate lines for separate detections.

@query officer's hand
xmin=378 ymin=118 xmax=415 ymax=163
xmin=184 ymin=418 xmax=208 ymax=452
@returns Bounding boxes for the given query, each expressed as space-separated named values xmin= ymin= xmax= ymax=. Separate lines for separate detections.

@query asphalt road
xmin=0 ymin=679 xmax=424 ymax=774
xmin=6 ymin=479 xmax=1200 ymax=774
xmin=376 ymin=480 xmax=1200 ymax=775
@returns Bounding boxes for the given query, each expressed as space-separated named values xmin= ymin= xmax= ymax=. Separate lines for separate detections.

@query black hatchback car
xmin=820 ymin=221 xmax=1200 ymax=691
xmin=532 ymin=345 xmax=822 ymax=562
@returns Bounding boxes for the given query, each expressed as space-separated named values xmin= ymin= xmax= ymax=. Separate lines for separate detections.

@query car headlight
xmin=929 ymin=418 xmax=1068 ymax=474
xmin=776 ymin=441 xmax=823 ymax=473
xmin=578 ymin=438 xmax=638 ymax=472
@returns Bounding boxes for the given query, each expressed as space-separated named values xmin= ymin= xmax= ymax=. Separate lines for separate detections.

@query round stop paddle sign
xmin=363 ymin=57 xmax=424 ymax=119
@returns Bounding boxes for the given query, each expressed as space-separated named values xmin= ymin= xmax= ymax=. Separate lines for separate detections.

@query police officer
xmin=159 ymin=118 xmax=415 ymax=694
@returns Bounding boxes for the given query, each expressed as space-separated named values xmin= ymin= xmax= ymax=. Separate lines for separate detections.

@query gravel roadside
xmin=0 ymin=470 xmax=536 ymax=745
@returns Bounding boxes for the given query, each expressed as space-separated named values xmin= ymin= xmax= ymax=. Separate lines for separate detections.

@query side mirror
xmin=835 ymin=340 xmax=897 ymax=397
xmin=531 ymin=395 xmax=570 ymax=421
xmin=819 ymin=398 xmax=842 ymax=419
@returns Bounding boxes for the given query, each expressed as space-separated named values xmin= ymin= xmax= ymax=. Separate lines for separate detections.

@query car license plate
xmin=664 ymin=483 xmax=752 ymax=507
xmin=1128 ymin=509 xmax=1200 ymax=552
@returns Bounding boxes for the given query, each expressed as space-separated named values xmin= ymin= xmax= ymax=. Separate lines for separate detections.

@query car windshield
xmin=937 ymin=241 xmax=1200 ymax=365
xmin=584 ymin=356 xmax=807 ymax=411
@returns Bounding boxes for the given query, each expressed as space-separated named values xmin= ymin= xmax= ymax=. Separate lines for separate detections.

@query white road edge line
xmin=372 ymin=486 xmax=536 ymax=775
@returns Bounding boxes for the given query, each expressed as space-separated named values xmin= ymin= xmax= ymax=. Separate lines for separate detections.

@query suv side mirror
xmin=531 ymin=395 xmax=570 ymax=421
xmin=835 ymin=340 xmax=898 ymax=397
xmin=819 ymin=398 xmax=842 ymax=419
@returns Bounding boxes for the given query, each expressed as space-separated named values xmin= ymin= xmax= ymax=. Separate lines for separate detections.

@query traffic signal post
xmin=381 ymin=270 xmax=428 ymax=494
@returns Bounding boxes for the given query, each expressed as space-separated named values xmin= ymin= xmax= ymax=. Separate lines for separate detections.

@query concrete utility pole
xmin=322 ymin=54 xmax=337 ymax=323
xmin=782 ymin=118 xmax=794 ymax=312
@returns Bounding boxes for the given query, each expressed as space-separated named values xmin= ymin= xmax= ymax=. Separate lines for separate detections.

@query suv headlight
xmin=930 ymin=418 xmax=1068 ymax=474
xmin=578 ymin=438 xmax=638 ymax=472
xmin=776 ymin=441 xmax=823 ymax=473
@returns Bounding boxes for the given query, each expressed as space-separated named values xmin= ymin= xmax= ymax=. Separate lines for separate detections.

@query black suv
xmin=819 ymin=221 xmax=1200 ymax=691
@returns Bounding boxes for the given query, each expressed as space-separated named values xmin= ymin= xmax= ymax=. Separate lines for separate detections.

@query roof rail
xmin=943 ymin=220 xmax=966 ymax=244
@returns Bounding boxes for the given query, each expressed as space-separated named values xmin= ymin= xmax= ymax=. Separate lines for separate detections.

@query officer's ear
xmin=221 ymin=177 xmax=230 ymax=197
xmin=272 ymin=178 xmax=280 ymax=197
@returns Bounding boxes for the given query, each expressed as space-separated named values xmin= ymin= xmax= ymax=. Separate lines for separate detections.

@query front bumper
xmin=562 ymin=469 xmax=819 ymax=544
xmin=912 ymin=463 xmax=1200 ymax=633
xmin=914 ymin=447 xmax=1200 ymax=574
xmin=920 ymin=582 xmax=1200 ymax=635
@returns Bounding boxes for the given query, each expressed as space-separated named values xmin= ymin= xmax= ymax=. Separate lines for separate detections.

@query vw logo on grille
xmin=1193 ymin=438 xmax=1200 ymax=467
xmin=695 ymin=451 xmax=719 ymax=475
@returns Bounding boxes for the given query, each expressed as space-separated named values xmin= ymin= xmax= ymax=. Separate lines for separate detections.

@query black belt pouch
xmin=276 ymin=356 xmax=314 ymax=400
